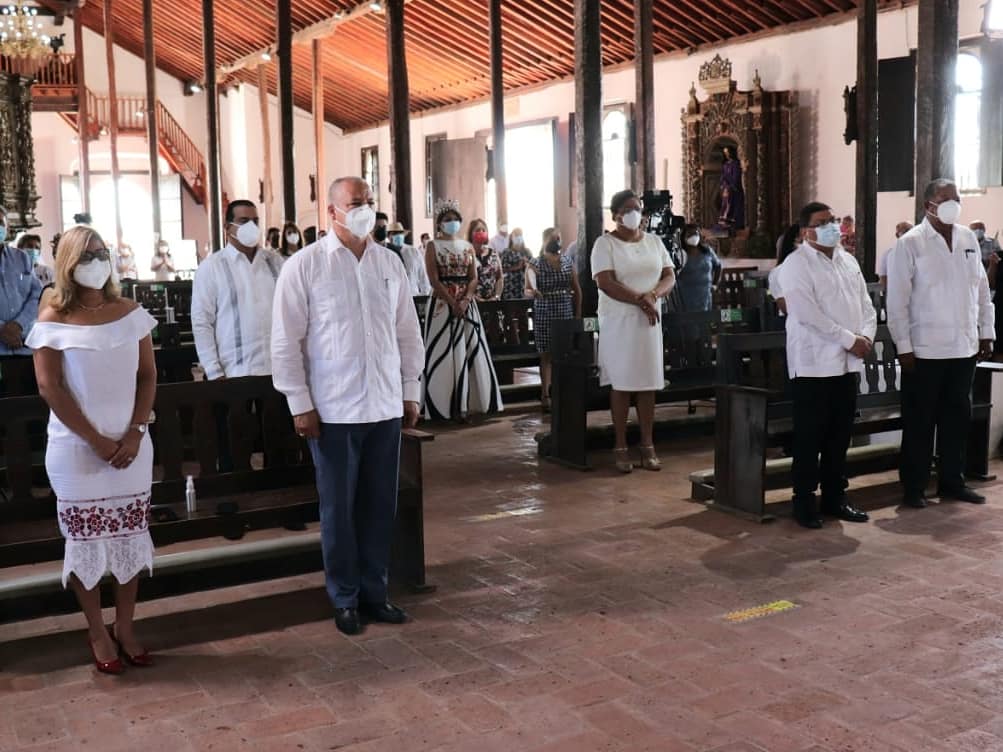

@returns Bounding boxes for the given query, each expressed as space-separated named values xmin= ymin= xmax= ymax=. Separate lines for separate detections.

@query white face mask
xmin=337 ymin=205 xmax=377 ymax=239
xmin=685 ymin=234 xmax=701 ymax=247
xmin=812 ymin=222 xmax=842 ymax=248
xmin=234 ymin=220 xmax=260 ymax=248
xmin=499 ymin=224 xmax=508 ymax=234
xmin=620 ymin=210 xmax=642 ymax=231
xmin=511 ymin=234 xmax=523 ymax=247
xmin=286 ymin=232 xmax=300 ymax=245
xmin=931 ymin=199 xmax=962 ymax=226
xmin=74 ymin=258 xmax=111 ymax=290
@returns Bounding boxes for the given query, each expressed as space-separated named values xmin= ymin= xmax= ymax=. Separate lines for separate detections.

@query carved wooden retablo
xmin=0 ymin=71 xmax=39 ymax=230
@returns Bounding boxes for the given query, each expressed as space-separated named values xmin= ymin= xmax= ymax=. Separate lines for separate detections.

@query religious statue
xmin=716 ymin=146 xmax=745 ymax=232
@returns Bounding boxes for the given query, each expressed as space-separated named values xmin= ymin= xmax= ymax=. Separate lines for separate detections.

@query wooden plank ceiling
xmin=41 ymin=0 xmax=906 ymax=132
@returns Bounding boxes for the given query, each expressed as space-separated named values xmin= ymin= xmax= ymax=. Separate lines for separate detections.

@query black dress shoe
xmin=792 ymin=495 xmax=823 ymax=530
xmin=902 ymin=493 xmax=928 ymax=509
xmin=822 ymin=502 xmax=870 ymax=523
xmin=334 ymin=608 xmax=362 ymax=635
xmin=938 ymin=486 xmax=986 ymax=504
xmin=359 ymin=602 xmax=408 ymax=625
xmin=794 ymin=515 xmax=824 ymax=529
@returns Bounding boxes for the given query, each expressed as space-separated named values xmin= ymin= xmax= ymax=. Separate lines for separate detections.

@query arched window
xmin=955 ymin=52 xmax=982 ymax=191
xmin=602 ymin=109 xmax=628 ymax=208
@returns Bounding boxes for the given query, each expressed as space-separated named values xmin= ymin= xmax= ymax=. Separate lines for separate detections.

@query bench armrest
xmin=718 ymin=384 xmax=783 ymax=399
xmin=403 ymin=428 xmax=435 ymax=442
xmin=976 ymin=361 xmax=1003 ymax=374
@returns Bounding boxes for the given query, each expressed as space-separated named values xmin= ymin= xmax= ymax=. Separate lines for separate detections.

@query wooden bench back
xmin=477 ymin=299 xmax=535 ymax=354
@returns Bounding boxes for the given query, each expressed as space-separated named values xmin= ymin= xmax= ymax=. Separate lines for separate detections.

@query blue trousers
xmin=309 ymin=418 xmax=401 ymax=609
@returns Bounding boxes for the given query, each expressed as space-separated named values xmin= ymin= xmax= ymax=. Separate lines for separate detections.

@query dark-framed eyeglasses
xmin=80 ymin=248 xmax=111 ymax=262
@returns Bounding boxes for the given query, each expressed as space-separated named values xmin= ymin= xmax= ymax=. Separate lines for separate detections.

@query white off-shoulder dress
xmin=25 ymin=306 xmax=158 ymax=590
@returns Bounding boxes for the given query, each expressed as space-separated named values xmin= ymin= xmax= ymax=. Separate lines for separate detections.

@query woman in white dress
xmin=27 ymin=225 xmax=158 ymax=675
xmin=591 ymin=189 xmax=676 ymax=473
xmin=422 ymin=199 xmax=503 ymax=421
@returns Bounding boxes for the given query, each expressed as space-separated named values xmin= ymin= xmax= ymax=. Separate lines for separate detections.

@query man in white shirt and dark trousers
xmin=191 ymin=199 xmax=284 ymax=471
xmin=887 ymin=179 xmax=995 ymax=508
xmin=271 ymin=177 xmax=424 ymax=636
xmin=779 ymin=202 xmax=877 ymax=529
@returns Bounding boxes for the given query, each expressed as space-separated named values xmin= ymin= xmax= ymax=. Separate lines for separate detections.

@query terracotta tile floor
xmin=4 ymin=408 xmax=1003 ymax=751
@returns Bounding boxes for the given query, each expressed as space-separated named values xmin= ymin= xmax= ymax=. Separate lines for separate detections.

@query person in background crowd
xmin=470 ymin=219 xmax=503 ymax=301
xmin=887 ymin=178 xmax=994 ymax=509
xmin=266 ymin=227 xmax=280 ymax=251
xmin=0 ymin=206 xmax=40 ymax=355
xmin=840 ymin=215 xmax=856 ymax=257
xmin=279 ymin=221 xmax=303 ymax=258
xmin=970 ymin=220 xmax=1001 ymax=267
xmin=387 ymin=221 xmax=431 ymax=296
xmin=115 ymin=242 xmax=138 ymax=280
xmin=374 ymin=212 xmax=390 ymax=246
xmin=423 ymin=199 xmax=503 ymax=421
xmin=769 ymin=223 xmax=800 ymax=316
xmin=878 ymin=222 xmax=913 ymax=289
xmin=40 ymin=234 xmax=61 ymax=310
xmin=527 ymin=227 xmax=581 ymax=411
xmin=27 ymin=225 xmax=158 ymax=674
xmin=271 ymin=176 xmax=423 ymax=636
xmin=72 ymin=212 xmax=92 ymax=225
xmin=500 ymin=227 xmax=532 ymax=300
xmin=778 ymin=202 xmax=876 ymax=529
xmin=489 ymin=222 xmax=509 ymax=256
xmin=318 ymin=229 xmax=328 ymax=239
xmin=591 ymin=189 xmax=675 ymax=473
xmin=564 ymin=239 xmax=579 ymax=272
xmin=419 ymin=232 xmax=430 ymax=248
xmin=17 ymin=233 xmax=51 ymax=288
xmin=303 ymin=226 xmax=318 ymax=245
xmin=150 ymin=240 xmax=175 ymax=281
xmin=675 ymin=223 xmax=723 ymax=312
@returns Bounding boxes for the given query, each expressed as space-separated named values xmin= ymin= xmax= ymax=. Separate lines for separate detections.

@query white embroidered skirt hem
xmin=62 ymin=533 xmax=154 ymax=590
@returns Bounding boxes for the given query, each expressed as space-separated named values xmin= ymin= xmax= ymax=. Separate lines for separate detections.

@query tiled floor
xmin=4 ymin=408 xmax=1003 ymax=751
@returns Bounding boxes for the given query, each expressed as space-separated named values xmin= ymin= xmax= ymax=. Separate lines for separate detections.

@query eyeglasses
xmin=806 ymin=218 xmax=837 ymax=229
xmin=80 ymin=248 xmax=111 ymax=262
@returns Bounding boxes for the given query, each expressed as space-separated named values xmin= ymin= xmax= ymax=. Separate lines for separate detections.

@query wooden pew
xmin=0 ymin=376 xmax=433 ymax=603
xmin=690 ymin=325 xmax=1000 ymax=521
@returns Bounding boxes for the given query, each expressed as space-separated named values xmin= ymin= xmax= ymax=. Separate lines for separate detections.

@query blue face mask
xmin=28 ymin=249 xmax=39 ymax=264
xmin=390 ymin=234 xmax=405 ymax=248
xmin=812 ymin=222 xmax=841 ymax=248
xmin=441 ymin=220 xmax=461 ymax=236
xmin=0 ymin=226 xmax=8 ymax=244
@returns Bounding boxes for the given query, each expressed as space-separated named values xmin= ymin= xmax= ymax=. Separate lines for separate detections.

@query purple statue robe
xmin=718 ymin=157 xmax=746 ymax=230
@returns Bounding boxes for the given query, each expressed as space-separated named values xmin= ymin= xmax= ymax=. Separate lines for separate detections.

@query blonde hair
xmin=51 ymin=225 xmax=119 ymax=313
xmin=507 ymin=227 xmax=525 ymax=250
xmin=541 ymin=227 xmax=558 ymax=254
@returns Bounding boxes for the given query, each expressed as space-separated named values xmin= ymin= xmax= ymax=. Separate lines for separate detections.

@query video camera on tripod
xmin=641 ymin=190 xmax=687 ymax=311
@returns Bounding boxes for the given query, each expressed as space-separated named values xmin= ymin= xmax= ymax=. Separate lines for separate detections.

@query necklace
xmin=77 ymin=298 xmax=106 ymax=312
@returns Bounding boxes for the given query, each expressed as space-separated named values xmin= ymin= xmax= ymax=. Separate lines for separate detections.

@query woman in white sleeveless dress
xmin=422 ymin=199 xmax=503 ymax=421
xmin=27 ymin=225 xmax=158 ymax=675
xmin=591 ymin=189 xmax=676 ymax=473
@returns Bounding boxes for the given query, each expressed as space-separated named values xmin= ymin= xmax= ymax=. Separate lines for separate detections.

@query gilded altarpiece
xmin=681 ymin=55 xmax=797 ymax=257
xmin=0 ymin=72 xmax=39 ymax=230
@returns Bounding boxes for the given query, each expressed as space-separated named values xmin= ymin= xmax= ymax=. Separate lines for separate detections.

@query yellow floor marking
xmin=723 ymin=599 xmax=799 ymax=624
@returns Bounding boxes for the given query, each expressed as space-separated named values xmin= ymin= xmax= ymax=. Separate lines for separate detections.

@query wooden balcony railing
xmin=0 ymin=52 xmax=76 ymax=84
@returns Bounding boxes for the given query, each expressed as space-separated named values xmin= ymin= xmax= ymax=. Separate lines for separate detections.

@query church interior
xmin=4 ymin=0 xmax=1003 ymax=750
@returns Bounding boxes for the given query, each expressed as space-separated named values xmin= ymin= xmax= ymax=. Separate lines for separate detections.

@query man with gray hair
xmin=271 ymin=177 xmax=424 ymax=636
xmin=887 ymin=178 xmax=994 ymax=509
xmin=0 ymin=206 xmax=41 ymax=356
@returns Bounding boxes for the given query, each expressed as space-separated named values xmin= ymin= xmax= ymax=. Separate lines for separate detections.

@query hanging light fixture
xmin=0 ymin=2 xmax=53 ymax=77
xmin=986 ymin=0 xmax=1003 ymax=39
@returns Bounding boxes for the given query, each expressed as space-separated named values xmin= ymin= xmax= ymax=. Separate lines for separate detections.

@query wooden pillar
xmin=277 ymin=0 xmax=296 ymax=222
xmin=143 ymin=0 xmax=162 ymax=241
xmin=575 ymin=0 xmax=603 ymax=316
xmin=103 ymin=0 xmax=123 ymax=247
xmin=634 ymin=0 xmax=655 ymax=192
xmin=257 ymin=64 xmax=274 ymax=228
xmin=386 ymin=0 xmax=413 ymax=229
xmin=855 ymin=0 xmax=877 ymax=280
xmin=914 ymin=0 xmax=959 ymax=219
xmin=73 ymin=12 xmax=90 ymax=215
xmin=312 ymin=40 xmax=326 ymax=229
xmin=202 ymin=0 xmax=222 ymax=251
xmin=489 ymin=0 xmax=507 ymax=226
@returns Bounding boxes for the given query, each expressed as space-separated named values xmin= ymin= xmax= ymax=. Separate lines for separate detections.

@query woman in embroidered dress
xmin=27 ymin=225 xmax=158 ymax=675
xmin=500 ymin=227 xmax=531 ymax=300
xmin=422 ymin=200 xmax=503 ymax=421
xmin=469 ymin=219 xmax=504 ymax=302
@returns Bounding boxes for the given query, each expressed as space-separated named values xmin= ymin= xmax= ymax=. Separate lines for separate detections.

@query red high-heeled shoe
xmin=108 ymin=624 xmax=155 ymax=667
xmin=89 ymin=635 xmax=125 ymax=675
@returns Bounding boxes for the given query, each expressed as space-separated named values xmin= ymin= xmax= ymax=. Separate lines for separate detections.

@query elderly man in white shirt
xmin=387 ymin=221 xmax=431 ymax=296
xmin=272 ymin=177 xmax=424 ymax=637
xmin=489 ymin=222 xmax=509 ymax=256
xmin=779 ymin=201 xmax=877 ymax=529
xmin=887 ymin=179 xmax=994 ymax=509
xmin=877 ymin=221 xmax=913 ymax=289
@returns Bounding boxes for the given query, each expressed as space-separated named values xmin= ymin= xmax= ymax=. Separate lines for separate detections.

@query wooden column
xmin=575 ymin=0 xmax=603 ymax=316
xmin=202 ymin=0 xmax=222 ymax=251
xmin=855 ymin=0 xmax=877 ymax=280
xmin=143 ymin=0 xmax=162 ymax=241
xmin=257 ymin=64 xmax=274 ymax=228
xmin=103 ymin=0 xmax=123 ymax=247
xmin=73 ymin=12 xmax=90 ymax=215
xmin=312 ymin=39 xmax=326 ymax=229
xmin=277 ymin=0 xmax=296 ymax=222
xmin=914 ymin=0 xmax=959 ymax=219
xmin=387 ymin=0 xmax=413 ymax=229
xmin=489 ymin=0 xmax=507 ymax=226
xmin=634 ymin=0 xmax=655 ymax=192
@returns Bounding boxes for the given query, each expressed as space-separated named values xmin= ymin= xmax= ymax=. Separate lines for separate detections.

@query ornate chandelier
xmin=0 ymin=2 xmax=52 ymax=77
